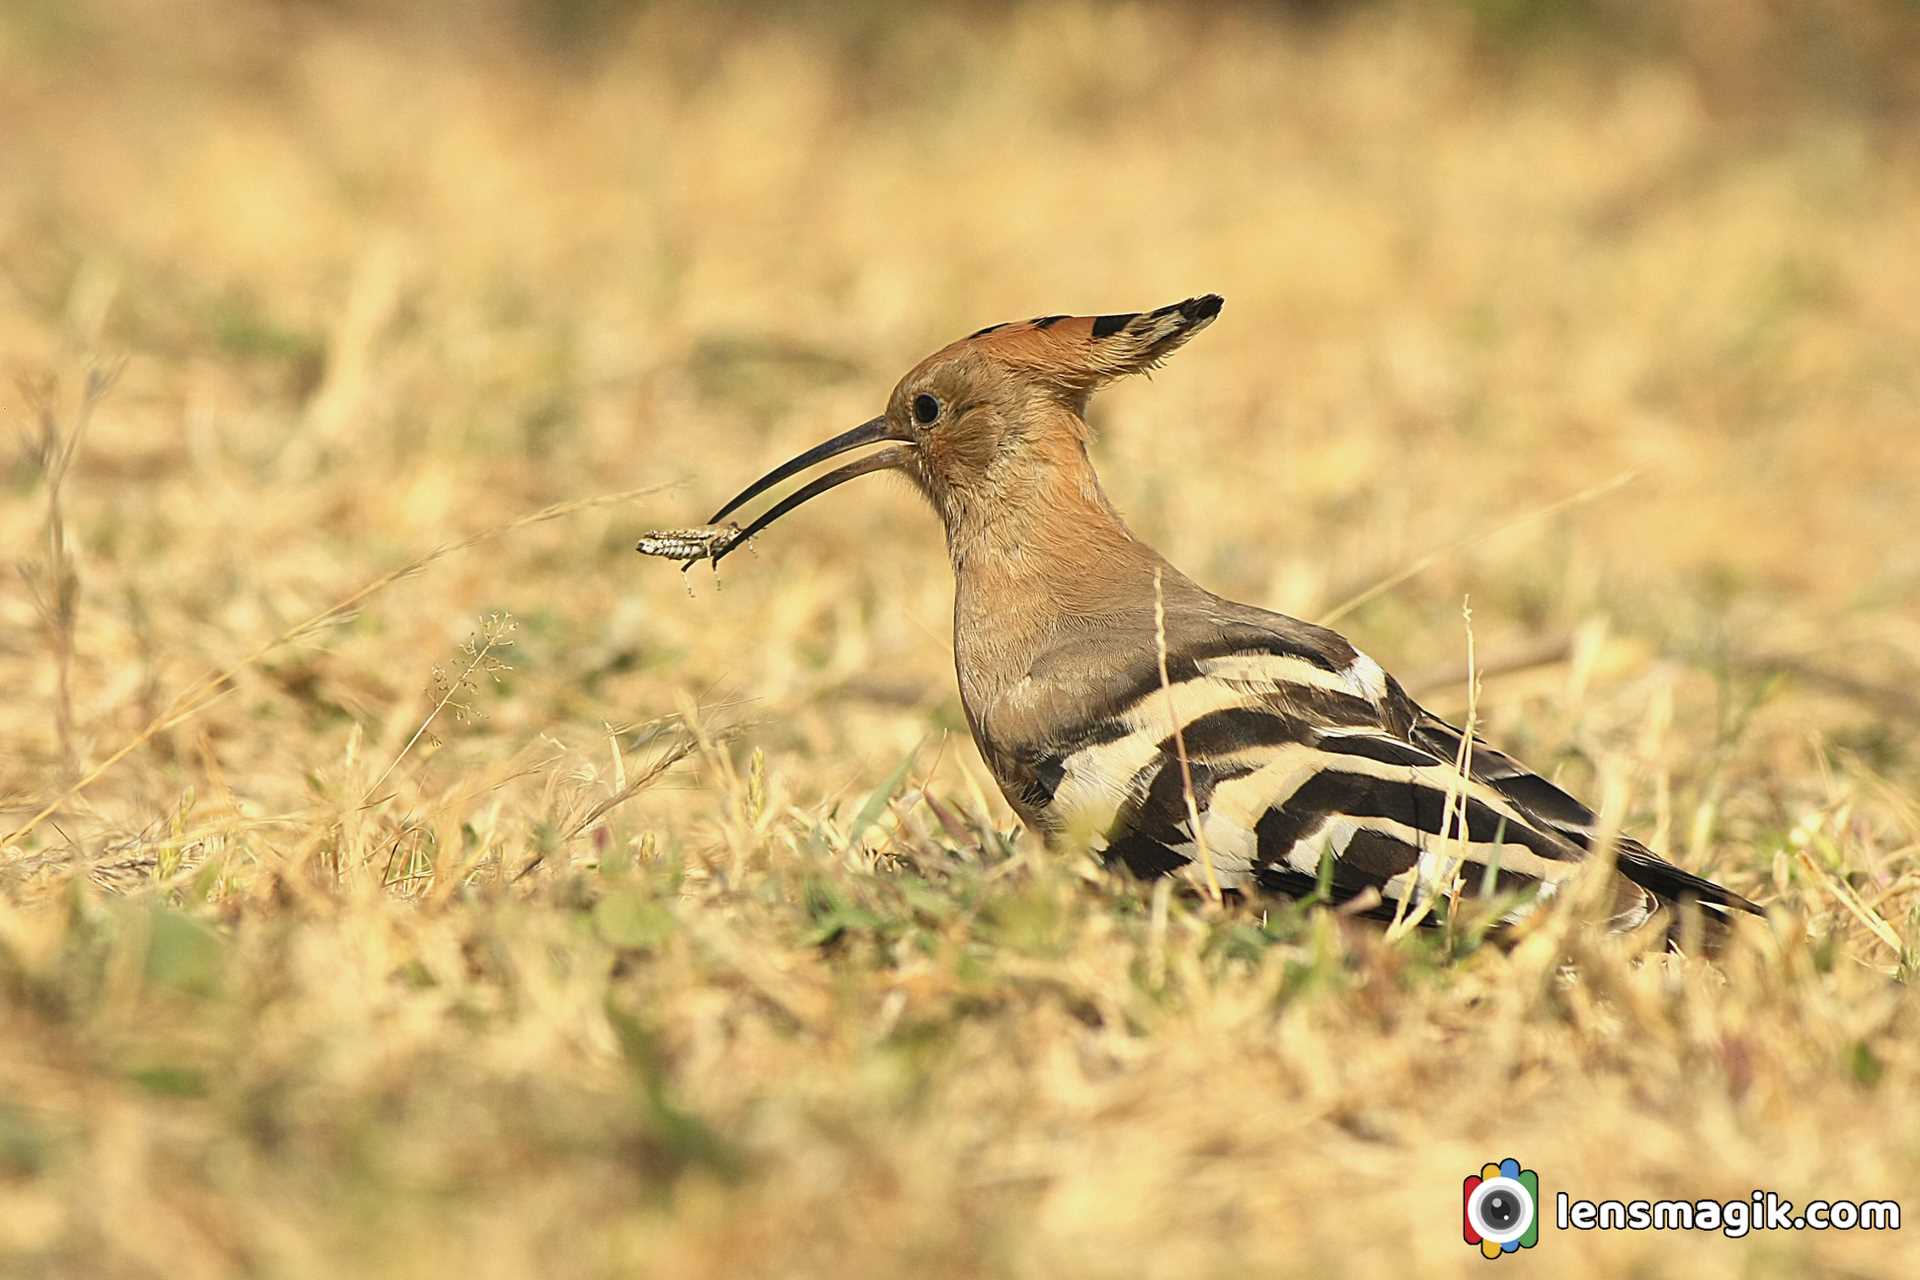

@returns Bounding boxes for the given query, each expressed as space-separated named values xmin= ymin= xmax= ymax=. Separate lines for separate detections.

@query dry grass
xmin=3 ymin=2 xmax=1919 ymax=1276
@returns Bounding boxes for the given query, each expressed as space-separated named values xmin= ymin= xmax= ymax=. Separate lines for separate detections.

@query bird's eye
xmin=912 ymin=393 xmax=940 ymax=426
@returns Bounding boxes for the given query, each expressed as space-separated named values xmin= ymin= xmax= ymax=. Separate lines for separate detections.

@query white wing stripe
xmin=1044 ymin=676 xmax=1261 ymax=837
xmin=1195 ymin=651 xmax=1386 ymax=709
xmin=1212 ymin=739 xmax=1550 ymax=842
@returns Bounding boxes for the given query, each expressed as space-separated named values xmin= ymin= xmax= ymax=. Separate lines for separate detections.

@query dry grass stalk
xmin=1320 ymin=470 xmax=1637 ymax=626
xmin=363 ymin=612 xmax=517 ymax=805
xmin=1152 ymin=566 xmax=1221 ymax=903
xmin=17 ymin=363 xmax=122 ymax=779
xmin=3 ymin=484 xmax=673 ymax=850
xmin=1387 ymin=598 xmax=1482 ymax=941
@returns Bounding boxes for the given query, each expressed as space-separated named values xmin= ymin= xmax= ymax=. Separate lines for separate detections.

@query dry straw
xmin=5 ymin=485 xmax=676 ymax=851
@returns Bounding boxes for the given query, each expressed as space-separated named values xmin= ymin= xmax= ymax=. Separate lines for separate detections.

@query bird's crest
xmin=951 ymin=294 xmax=1223 ymax=397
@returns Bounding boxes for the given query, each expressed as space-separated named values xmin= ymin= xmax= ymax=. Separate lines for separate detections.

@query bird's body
xmin=690 ymin=296 xmax=1760 ymax=935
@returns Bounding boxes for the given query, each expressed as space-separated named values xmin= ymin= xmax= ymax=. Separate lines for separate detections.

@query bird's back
xmin=974 ymin=584 xmax=1759 ymax=935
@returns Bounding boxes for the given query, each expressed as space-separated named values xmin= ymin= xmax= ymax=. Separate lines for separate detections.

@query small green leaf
xmin=0 ymin=1104 xmax=48 ymax=1177
xmin=592 ymin=891 xmax=675 ymax=950
xmin=188 ymin=853 xmax=225 ymax=902
xmin=803 ymin=879 xmax=884 ymax=946
xmin=604 ymin=999 xmax=744 ymax=1182
xmin=1849 ymin=1039 xmax=1885 ymax=1088
xmin=126 ymin=1064 xmax=209 ymax=1097
xmin=847 ymin=735 xmax=928 ymax=847
xmin=143 ymin=908 xmax=224 ymax=997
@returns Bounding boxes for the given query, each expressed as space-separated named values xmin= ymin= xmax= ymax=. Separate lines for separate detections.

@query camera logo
xmin=1463 ymin=1159 xmax=1540 ymax=1258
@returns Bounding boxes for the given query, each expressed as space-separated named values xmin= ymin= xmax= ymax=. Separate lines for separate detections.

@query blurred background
xmin=3 ymin=2 xmax=1919 ymax=1277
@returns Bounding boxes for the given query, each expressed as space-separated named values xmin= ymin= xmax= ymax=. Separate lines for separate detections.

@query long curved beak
xmin=706 ymin=414 xmax=913 ymax=566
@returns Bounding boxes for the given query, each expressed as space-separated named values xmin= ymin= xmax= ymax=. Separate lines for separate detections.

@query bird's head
xmin=705 ymin=295 xmax=1223 ymax=560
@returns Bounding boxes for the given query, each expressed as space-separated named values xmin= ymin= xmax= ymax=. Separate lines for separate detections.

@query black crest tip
xmin=1186 ymin=294 xmax=1224 ymax=322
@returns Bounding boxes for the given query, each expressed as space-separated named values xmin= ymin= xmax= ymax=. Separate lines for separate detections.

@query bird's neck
xmin=942 ymin=445 xmax=1186 ymax=708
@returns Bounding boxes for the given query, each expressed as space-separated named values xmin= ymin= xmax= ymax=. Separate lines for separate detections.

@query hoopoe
xmin=684 ymin=295 xmax=1761 ymax=936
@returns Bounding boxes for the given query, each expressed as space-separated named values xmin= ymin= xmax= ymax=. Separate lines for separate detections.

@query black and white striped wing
xmin=1099 ymin=699 xmax=1619 ymax=928
xmin=1407 ymin=712 xmax=1760 ymax=923
xmin=1015 ymin=634 xmax=1753 ymax=929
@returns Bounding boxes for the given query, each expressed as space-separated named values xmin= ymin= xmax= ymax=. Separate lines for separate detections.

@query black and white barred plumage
xmin=980 ymin=601 xmax=1758 ymax=934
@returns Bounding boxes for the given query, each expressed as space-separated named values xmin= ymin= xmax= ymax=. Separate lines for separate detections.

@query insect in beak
xmin=700 ymin=414 xmax=914 ymax=566
xmin=633 ymin=522 xmax=743 ymax=573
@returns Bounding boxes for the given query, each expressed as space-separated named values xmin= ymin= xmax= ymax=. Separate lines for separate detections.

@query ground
xmin=2 ymin=2 xmax=1918 ymax=1276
